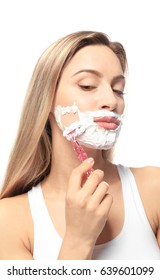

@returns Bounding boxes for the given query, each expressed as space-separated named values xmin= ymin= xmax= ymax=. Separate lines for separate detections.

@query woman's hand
xmin=58 ymin=158 xmax=113 ymax=259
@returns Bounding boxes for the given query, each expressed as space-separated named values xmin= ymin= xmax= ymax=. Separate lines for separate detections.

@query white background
xmin=0 ymin=0 xmax=160 ymax=188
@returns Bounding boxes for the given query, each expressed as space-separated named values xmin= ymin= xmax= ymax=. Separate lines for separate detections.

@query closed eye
xmin=78 ymin=85 xmax=97 ymax=91
xmin=113 ymin=89 xmax=125 ymax=96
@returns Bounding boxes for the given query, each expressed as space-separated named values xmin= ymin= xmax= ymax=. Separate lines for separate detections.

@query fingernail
xmin=86 ymin=157 xmax=94 ymax=164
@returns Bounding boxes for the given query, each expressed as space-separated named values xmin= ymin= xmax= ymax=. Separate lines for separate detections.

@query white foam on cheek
xmin=54 ymin=103 xmax=95 ymax=134
xmin=54 ymin=103 xmax=123 ymax=150
xmin=54 ymin=103 xmax=79 ymax=130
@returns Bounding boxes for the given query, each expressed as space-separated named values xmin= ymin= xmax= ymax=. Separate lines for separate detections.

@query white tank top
xmin=28 ymin=165 xmax=160 ymax=259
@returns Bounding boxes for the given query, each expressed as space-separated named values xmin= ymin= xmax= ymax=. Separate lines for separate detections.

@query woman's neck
xmin=42 ymin=138 xmax=111 ymax=194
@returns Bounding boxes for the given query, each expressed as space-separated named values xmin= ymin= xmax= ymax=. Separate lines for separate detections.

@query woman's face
xmin=54 ymin=44 xmax=125 ymax=127
xmin=53 ymin=44 xmax=125 ymax=150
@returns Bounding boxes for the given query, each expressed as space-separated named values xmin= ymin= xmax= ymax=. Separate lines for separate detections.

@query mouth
xmin=94 ymin=116 xmax=120 ymax=130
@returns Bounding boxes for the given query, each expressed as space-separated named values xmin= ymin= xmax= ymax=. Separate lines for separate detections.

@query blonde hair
xmin=0 ymin=31 xmax=127 ymax=198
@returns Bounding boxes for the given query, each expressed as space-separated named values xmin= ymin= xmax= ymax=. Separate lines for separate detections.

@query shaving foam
xmin=54 ymin=103 xmax=123 ymax=150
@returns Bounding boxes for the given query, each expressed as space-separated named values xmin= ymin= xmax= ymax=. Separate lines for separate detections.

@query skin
xmin=0 ymin=45 xmax=160 ymax=260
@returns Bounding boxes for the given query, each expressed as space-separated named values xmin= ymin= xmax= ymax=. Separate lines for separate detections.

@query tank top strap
xmin=28 ymin=184 xmax=62 ymax=259
xmin=117 ymin=165 xmax=154 ymax=232
xmin=28 ymin=184 xmax=48 ymax=223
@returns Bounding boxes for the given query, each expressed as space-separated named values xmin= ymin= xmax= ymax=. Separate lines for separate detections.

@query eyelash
xmin=113 ymin=89 xmax=125 ymax=96
xmin=78 ymin=85 xmax=96 ymax=91
xmin=79 ymin=85 xmax=125 ymax=96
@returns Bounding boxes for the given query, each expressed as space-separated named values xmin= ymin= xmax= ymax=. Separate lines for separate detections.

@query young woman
xmin=0 ymin=31 xmax=160 ymax=260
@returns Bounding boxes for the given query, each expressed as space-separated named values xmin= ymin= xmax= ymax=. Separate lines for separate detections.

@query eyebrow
xmin=72 ymin=69 xmax=125 ymax=84
xmin=72 ymin=69 xmax=103 ymax=78
xmin=111 ymin=74 xmax=125 ymax=85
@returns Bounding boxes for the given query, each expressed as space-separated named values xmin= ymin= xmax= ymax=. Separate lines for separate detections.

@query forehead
xmin=63 ymin=45 xmax=123 ymax=77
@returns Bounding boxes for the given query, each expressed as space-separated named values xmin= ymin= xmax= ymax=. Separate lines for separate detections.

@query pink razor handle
xmin=68 ymin=132 xmax=94 ymax=177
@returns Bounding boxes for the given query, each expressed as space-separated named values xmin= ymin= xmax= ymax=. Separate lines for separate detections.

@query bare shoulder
xmin=0 ymin=193 xmax=31 ymax=223
xmin=130 ymin=166 xmax=160 ymax=244
xmin=0 ymin=193 xmax=33 ymax=259
xmin=130 ymin=166 xmax=160 ymax=204
xmin=131 ymin=166 xmax=160 ymax=189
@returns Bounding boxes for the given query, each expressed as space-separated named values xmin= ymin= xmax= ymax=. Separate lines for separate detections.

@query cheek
xmin=54 ymin=91 xmax=69 ymax=108
xmin=54 ymin=91 xmax=90 ymax=114
xmin=61 ymin=111 xmax=79 ymax=127
xmin=118 ymin=98 xmax=125 ymax=114
xmin=54 ymin=79 xmax=73 ymax=108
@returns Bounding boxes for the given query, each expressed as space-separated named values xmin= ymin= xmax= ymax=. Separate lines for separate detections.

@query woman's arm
xmin=0 ymin=196 xmax=33 ymax=260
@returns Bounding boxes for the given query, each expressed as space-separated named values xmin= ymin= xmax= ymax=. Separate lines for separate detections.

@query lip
xmin=94 ymin=116 xmax=120 ymax=130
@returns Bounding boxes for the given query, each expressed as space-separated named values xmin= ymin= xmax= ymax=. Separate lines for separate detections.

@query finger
xmin=82 ymin=169 xmax=104 ymax=196
xmin=98 ymin=193 xmax=113 ymax=216
xmin=68 ymin=158 xmax=95 ymax=192
xmin=88 ymin=181 xmax=109 ymax=206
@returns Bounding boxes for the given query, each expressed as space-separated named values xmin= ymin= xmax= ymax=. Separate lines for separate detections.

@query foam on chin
xmin=54 ymin=103 xmax=123 ymax=150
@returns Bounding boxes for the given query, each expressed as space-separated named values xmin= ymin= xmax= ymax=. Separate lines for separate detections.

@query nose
xmin=97 ymin=87 xmax=118 ymax=111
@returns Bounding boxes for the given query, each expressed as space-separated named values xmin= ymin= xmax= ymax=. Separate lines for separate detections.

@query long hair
xmin=0 ymin=31 xmax=127 ymax=198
